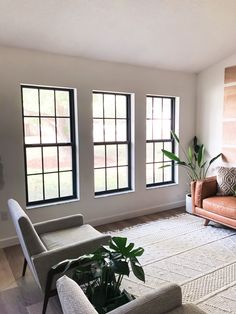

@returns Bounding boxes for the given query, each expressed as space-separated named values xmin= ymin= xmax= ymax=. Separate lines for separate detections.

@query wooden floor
xmin=0 ymin=207 xmax=184 ymax=314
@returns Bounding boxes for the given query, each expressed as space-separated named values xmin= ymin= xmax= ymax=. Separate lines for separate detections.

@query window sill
xmin=146 ymin=183 xmax=178 ymax=190
xmin=94 ymin=189 xmax=135 ymax=199
xmin=26 ymin=198 xmax=80 ymax=210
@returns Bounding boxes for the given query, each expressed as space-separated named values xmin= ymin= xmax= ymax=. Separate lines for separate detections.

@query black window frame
xmin=146 ymin=95 xmax=176 ymax=187
xmin=21 ymin=85 xmax=77 ymax=206
xmin=93 ymin=91 xmax=132 ymax=196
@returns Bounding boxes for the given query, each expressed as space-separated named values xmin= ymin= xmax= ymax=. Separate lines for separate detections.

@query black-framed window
xmin=146 ymin=95 xmax=175 ymax=187
xmin=21 ymin=85 xmax=77 ymax=206
xmin=93 ymin=92 xmax=131 ymax=195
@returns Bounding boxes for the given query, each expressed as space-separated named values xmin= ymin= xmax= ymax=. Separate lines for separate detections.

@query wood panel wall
xmin=222 ymin=66 xmax=236 ymax=164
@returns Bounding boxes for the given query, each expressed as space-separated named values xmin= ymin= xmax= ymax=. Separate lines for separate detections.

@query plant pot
xmin=95 ymin=289 xmax=135 ymax=314
xmin=185 ymin=193 xmax=192 ymax=214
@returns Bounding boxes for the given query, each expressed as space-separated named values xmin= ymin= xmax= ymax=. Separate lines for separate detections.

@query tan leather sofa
xmin=191 ymin=176 xmax=236 ymax=229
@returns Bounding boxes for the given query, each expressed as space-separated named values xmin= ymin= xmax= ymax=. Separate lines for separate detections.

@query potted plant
xmin=71 ymin=237 xmax=145 ymax=314
xmin=162 ymin=132 xmax=222 ymax=213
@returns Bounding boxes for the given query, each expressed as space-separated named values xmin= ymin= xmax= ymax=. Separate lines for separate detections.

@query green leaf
xmin=188 ymin=147 xmax=193 ymax=163
xmin=111 ymin=237 xmax=127 ymax=251
xmin=176 ymin=161 xmax=187 ymax=166
xmin=197 ymin=144 xmax=204 ymax=166
xmin=209 ymin=153 xmax=222 ymax=165
xmin=129 ymin=247 xmax=144 ymax=257
xmin=113 ymin=261 xmax=129 ymax=276
xmin=159 ymin=164 xmax=171 ymax=169
xmin=124 ymin=242 xmax=135 ymax=254
xmin=162 ymin=149 xmax=180 ymax=162
xmin=171 ymin=131 xmax=179 ymax=143
xmin=130 ymin=262 xmax=145 ymax=282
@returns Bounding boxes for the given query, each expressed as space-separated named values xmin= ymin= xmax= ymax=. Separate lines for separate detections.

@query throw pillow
xmin=217 ymin=167 xmax=236 ymax=196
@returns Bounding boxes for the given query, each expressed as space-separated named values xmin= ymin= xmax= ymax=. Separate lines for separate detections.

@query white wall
xmin=196 ymin=52 xmax=236 ymax=160
xmin=0 ymin=46 xmax=196 ymax=246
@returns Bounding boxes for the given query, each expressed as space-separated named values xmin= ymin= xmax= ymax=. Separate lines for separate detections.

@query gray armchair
xmin=8 ymin=199 xmax=110 ymax=314
xmin=57 ymin=275 xmax=206 ymax=314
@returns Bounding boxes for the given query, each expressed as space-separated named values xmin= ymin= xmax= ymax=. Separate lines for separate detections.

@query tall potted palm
xmin=162 ymin=132 xmax=222 ymax=213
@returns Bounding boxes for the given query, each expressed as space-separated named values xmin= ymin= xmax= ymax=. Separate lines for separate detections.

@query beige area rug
xmin=108 ymin=212 xmax=236 ymax=314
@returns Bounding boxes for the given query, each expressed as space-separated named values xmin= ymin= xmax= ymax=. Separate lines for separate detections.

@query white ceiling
xmin=0 ymin=0 xmax=236 ymax=73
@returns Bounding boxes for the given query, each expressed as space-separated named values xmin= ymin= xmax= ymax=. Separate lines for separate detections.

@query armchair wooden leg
xmin=42 ymin=268 xmax=57 ymax=314
xmin=204 ymin=219 xmax=210 ymax=226
xmin=22 ymin=258 xmax=27 ymax=277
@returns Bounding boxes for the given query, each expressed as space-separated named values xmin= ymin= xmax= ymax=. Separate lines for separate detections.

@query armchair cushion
xmin=34 ymin=214 xmax=84 ymax=234
xmin=40 ymin=224 xmax=104 ymax=250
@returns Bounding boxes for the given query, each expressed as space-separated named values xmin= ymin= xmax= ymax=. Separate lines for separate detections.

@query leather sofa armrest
xmin=34 ymin=214 xmax=84 ymax=234
xmin=193 ymin=176 xmax=217 ymax=208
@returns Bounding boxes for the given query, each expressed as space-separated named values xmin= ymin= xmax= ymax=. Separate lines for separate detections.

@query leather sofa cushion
xmin=203 ymin=196 xmax=236 ymax=219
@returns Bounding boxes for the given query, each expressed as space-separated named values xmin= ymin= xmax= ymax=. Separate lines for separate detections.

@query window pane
xmin=27 ymin=175 xmax=43 ymax=202
xmin=26 ymin=147 xmax=42 ymax=174
xmin=162 ymin=120 xmax=171 ymax=139
xmin=95 ymin=169 xmax=105 ymax=192
xmin=93 ymin=119 xmax=104 ymax=142
xmin=107 ymin=167 xmax=117 ymax=190
xmin=163 ymin=98 xmax=171 ymax=119
xmin=105 ymin=119 xmax=115 ymax=141
xmin=153 ymin=98 xmax=162 ymax=118
xmin=43 ymin=147 xmax=58 ymax=173
xmin=22 ymin=86 xmax=76 ymax=205
xmin=146 ymin=143 xmax=153 ymax=163
xmin=118 ymin=166 xmax=128 ymax=188
xmin=94 ymin=145 xmax=105 ymax=168
xmin=40 ymin=89 xmax=55 ymax=116
xmin=104 ymin=94 xmax=115 ymax=118
xmin=41 ymin=118 xmax=56 ymax=143
xmin=146 ymin=97 xmax=152 ymax=118
xmin=24 ymin=117 xmax=40 ymax=144
xmin=117 ymin=120 xmax=127 ymax=141
xmin=106 ymin=145 xmax=117 ymax=167
xmin=44 ymin=173 xmax=58 ymax=199
xmin=116 ymin=95 xmax=126 ymax=118
xmin=93 ymin=93 xmax=103 ymax=118
xmin=59 ymin=146 xmax=72 ymax=171
xmin=57 ymin=118 xmax=71 ymax=143
xmin=56 ymin=91 xmax=70 ymax=116
xmin=164 ymin=162 xmax=172 ymax=181
xmin=146 ymin=164 xmax=154 ymax=184
xmin=93 ymin=92 xmax=130 ymax=195
xmin=155 ymin=143 xmax=163 ymax=162
xmin=146 ymin=95 xmax=175 ymax=187
xmin=155 ymin=163 xmax=163 ymax=183
xmin=146 ymin=120 xmax=152 ymax=140
xmin=60 ymin=171 xmax=73 ymax=197
xmin=153 ymin=121 xmax=162 ymax=139
xmin=22 ymin=88 xmax=39 ymax=116
xmin=164 ymin=142 xmax=172 ymax=161
xmin=118 ymin=144 xmax=128 ymax=166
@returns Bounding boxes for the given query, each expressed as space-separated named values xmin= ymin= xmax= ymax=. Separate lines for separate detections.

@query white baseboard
xmin=88 ymin=200 xmax=185 ymax=226
xmin=0 ymin=236 xmax=19 ymax=249
xmin=0 ymin=200 xmax=185 ymax=249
